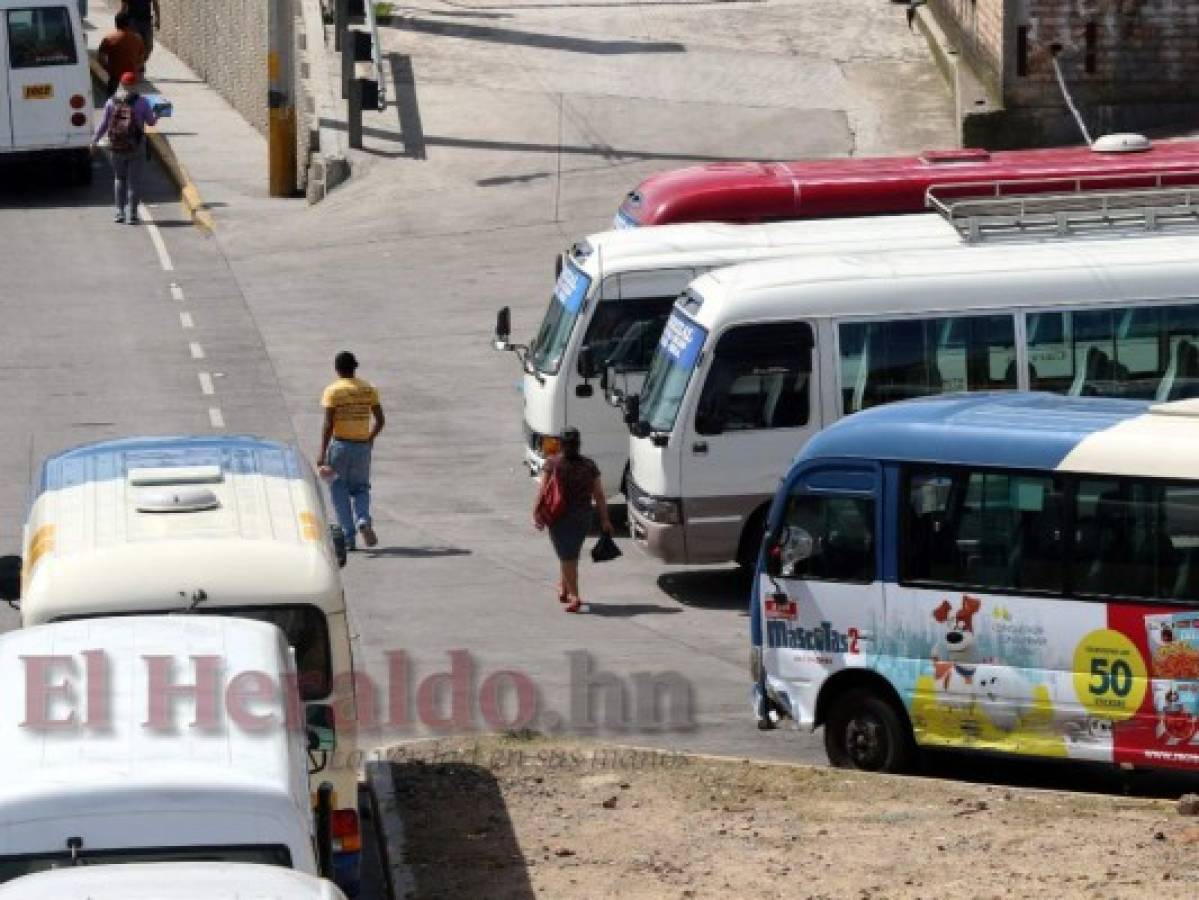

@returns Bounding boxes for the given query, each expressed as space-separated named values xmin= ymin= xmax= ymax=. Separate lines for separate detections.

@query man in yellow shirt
xmin=317 ymin=351 xmax=385 ymax=550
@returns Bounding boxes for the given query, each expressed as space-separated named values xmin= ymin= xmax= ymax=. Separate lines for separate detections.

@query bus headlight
xmin=634 ymin=494 xmax=682 ymax=525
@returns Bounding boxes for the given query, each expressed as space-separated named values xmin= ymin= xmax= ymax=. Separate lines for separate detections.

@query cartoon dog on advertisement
xmin=931 ymin=595 xmax=983 ymax=694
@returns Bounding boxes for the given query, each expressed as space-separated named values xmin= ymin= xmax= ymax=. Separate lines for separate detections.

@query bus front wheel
xmin=824 ymin=688 xmax=914 ymax=773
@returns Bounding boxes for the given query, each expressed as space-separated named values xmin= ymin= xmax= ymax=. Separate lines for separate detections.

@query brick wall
xmin=156 ymin=0 xmax=268 ymax=136
xmin=935 ymin=0 xmax=1199 ymax=146
xmin=930 ymin=0 xmax=1006 ymax=93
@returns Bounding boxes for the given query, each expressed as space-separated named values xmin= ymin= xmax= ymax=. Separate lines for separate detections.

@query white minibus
xmin=752 ymin=392 xmax=1199 ymax=775
xmin=0 ymin=616 xmax=324 ymax=882
xmin=625 ymin=229 xmax=1199 ymax=568
xmin=493 ymin=215 xmax=965 ymax=487
xmin=0 ymin=0 xmax=92 ymax=182
xmin=0 ymin=863 xmax=348 ymax=899
xmin=0 ymin=435 xmax=363 ymax=895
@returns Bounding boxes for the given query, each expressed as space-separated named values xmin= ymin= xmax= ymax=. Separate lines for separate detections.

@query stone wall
xmin=931 ymin=0 xmax=1199 ymax=147
xmin=156 ymin=0 xmax=268 ymax=137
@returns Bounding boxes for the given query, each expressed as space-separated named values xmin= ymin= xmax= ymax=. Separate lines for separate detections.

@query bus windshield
xmin=640 ymin=309 xmax=707 ymax=433
xmin=529 ymin=261 xmax=591 ymax=375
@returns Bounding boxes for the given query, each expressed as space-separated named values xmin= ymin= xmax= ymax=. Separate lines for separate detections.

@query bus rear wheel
xmin=824 ymin=688 xmax=914 ymax=773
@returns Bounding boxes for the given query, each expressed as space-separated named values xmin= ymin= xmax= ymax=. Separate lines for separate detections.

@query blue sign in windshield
xmin=658 ymin=310 xmax=705 ymax=369
xmin=554 ymin=262 xmax=591 ymax=314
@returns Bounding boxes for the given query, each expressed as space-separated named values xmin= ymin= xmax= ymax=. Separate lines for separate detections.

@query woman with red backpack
xmin=534 ymin=427 xmax=614 ymax=613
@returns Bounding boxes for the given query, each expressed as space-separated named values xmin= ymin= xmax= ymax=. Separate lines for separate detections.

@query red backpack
xmin=535 ymin=462 xmax=567 ymax=528
xmin=108 ymin=95 xmax=140 ymax=154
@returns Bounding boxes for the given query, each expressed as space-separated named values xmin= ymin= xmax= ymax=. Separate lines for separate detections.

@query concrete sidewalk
xmin=86 ymin=0 xmax=277 ymax=231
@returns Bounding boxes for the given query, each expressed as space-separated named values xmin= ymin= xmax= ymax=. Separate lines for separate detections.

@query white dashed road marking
xmin=209 ymin=408 xmax=226 ymax=429
xmin=170 ymin=283 xmax=185 ymax=301
xmin=138 ymin=203 xmax=174 ymax=272
xmin=190 ymin=342 xmax=205 ymax=359
xmin=198 ymin=372 xmax=215 ymax=395
xmin=180 ymin=311 xmax=194 ymax=329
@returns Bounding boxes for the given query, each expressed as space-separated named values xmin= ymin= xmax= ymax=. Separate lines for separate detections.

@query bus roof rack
xmin=926 ymin=176 xmax=1199 ymax=244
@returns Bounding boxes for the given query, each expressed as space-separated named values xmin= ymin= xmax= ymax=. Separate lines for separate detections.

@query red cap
xmin=120 ymin=72 xmax=137 ymax=86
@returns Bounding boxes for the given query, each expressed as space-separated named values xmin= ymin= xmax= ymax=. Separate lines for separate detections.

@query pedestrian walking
xmin=317 ymin=351 xmax=385 ymax=552
xmin=91 ymin=72 xmax=158 ymax=225
xmin=534 ymin=427 xmax=614 ymax=613
xmin=97 ymin=12 xmax=145 ymax=95
xmin=120 ymin=0 xmax=160 ymax=63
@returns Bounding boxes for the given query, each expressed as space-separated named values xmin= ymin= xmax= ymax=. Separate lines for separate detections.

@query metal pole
xmin=268 ymin=0 xmax=298 ymax=196
xmin=341 ymin=26 xmax=354 ymax=100
xmin=348 ymin=78 xmax=363 ymax=149
xmin=334 ymin=0 xmax=347 ymax=51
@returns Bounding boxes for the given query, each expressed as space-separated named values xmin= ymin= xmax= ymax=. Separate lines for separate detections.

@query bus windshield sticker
xmin=553 ymin=263 xmax=590 ymax=313
xmin=659 ymin=312 xmax=705 ymax=369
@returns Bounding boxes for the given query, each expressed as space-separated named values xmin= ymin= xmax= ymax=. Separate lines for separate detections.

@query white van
xmin=0 ymin=436 xmax=363 ymax=894
xmin=0 ymin=863 xmax=348 ymax=899
xmin=0 ymin=0 xmax=93 ymax=182
xmin=0 ymin=616 xmax=325 ymax=883
xmin=625 ymin=228 xmax=1199 ymax=568
xmin=493 ymin=215 xmax=963 ymax=486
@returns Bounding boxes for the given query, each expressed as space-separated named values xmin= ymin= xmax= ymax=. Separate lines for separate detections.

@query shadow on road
xmin=0 ymin=152 xmax=176 ymax=210
xmin=364 ymin=546 xmax=473 ymax=559
xmin=383 ymin=760 xmax=535 ymax=900
xmin=918 ymin=748 xmax=1199 ymax=800
xmin=585 ymin=602 xmax=682 ymax=617
xmin=656 ymin=568 xmax=750 ymax=612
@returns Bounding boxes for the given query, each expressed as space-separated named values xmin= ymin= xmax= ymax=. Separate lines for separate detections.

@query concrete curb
xmin=365 ymin=760 xmax=414 ymax=900
xmin=913 ymin=5 xmax=997 ymax=147
xmin=87 ymin=55 xmax=216 ymax=234
xmin=299 ymin=0 xmax=350 ymax=202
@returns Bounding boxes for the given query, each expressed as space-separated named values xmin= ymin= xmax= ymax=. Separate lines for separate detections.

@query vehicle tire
xmin=71 ymin=149 xmax=92 ymax=186
xmin=735 ymin=506 xmax=768 ymax=571
xmin=823 ymin=687 xmax=915 ymax=773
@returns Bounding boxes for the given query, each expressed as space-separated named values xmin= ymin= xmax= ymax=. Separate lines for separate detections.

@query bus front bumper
xmin=627 ymin=483 xmax=687 ymax=563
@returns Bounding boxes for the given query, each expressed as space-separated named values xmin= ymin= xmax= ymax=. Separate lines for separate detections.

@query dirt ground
xmin=375 ymin=734 xmax=1199 ymax=899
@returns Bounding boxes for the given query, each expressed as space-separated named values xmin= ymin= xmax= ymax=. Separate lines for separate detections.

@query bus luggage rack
xmin=926 ymin=179 xmax=1199 ymax=243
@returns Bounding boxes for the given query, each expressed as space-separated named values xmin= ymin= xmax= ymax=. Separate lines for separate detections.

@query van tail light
xmin=69 ymin=94 xmax=86 ymax=109
xmin=331 ymin=808 xmax=361 ymax=854
xmin=70 ymin=112 xmax=86 ymax=127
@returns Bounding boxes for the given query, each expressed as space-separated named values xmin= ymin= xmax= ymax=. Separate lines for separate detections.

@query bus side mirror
xmin=0 ymin=556 xmax=20 ymax=603
xmin=623 ymin=394 xmax=640 ymax=426
xmin=494 ymin=306 xmax=512 ymax=350
xmin=766 ymin=526 xmax=814 ymax=577
xmin=329 ymin=525 xmax=347 ymax=568
xmin=306 ymin=703 xmax=337 ymax=753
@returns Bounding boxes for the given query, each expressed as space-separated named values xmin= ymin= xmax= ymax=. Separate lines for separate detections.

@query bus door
xmin=573 ymin=268 xmax=694 ymax=479
xmin=682 ymin=321 xmax=819 ymax=561
xmin=760 ymin=464 xmax=882 ymax=708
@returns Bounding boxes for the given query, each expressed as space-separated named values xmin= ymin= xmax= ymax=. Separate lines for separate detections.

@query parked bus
xmin=0 ymin=0 xmax=93 ymax=182
xmin=614 ymin=134 xmax=1199 ymax=228
xmin=0 ymin=436 xmax=363 ymax=895
xmin=494 ymin=214 xmax=967 ymax=485
xmin=752 ymin=391 xmax=1199 ymax=774
xmin=623 ymin=224 xmax=1199 ymax=568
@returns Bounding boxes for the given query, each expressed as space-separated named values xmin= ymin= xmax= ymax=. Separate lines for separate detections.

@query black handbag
xmin=591 ymin=532 xmax=622 ymax=563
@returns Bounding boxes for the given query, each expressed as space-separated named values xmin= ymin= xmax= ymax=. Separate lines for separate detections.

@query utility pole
xmin=267 ymin=0 xmax=298 ymax=196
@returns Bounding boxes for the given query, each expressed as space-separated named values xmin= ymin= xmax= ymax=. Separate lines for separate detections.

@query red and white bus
xmin=615 ymin=134 xmax=1199 ymax=228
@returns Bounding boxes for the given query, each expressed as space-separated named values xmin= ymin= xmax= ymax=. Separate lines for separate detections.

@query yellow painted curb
xmin=87 ymin=54 xmax=215 ymax=234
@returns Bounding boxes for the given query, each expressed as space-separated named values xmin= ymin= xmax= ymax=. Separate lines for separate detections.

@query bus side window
xmin=580 ymin=297 xmax=676 ymax=373
xmin=839 ymin=315 xmax=1016 ymax=414
xmin=903 ymin=468 xmax=1063 ymax=593
xmin=783 ymin=494 xmax=874 ymax=583
xmin=695 ymin=323 xmax=812 ymax=434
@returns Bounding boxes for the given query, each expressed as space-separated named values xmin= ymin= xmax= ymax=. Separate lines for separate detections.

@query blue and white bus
xmin=752 ymin=392 xmax=1199 ymax=774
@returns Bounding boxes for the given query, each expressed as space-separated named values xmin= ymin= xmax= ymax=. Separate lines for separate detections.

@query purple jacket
xmin=93 ymin=91 xmax=158 ymax=147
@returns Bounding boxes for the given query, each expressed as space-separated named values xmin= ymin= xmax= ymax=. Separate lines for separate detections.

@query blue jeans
xmin=328 ymin=439 xmax=372 ymax=546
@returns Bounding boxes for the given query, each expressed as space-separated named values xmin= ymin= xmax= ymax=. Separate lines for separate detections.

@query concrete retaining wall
xmin=156 ymin=0 xmax=268 ymax=137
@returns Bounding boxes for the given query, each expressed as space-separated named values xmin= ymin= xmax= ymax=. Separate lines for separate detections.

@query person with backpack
xmin=91 ymin=71 xmax=158 ymax=225
xmin=533 ymin=428 xmax=614 ymax=613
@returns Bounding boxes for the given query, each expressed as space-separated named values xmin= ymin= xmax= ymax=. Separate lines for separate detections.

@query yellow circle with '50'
xmin=1073 ymin=629 xmax=1148 ymax=721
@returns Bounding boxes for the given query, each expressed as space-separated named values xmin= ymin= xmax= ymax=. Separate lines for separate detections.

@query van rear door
xmin=4 ymin=5 xmax=80 ymax=148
